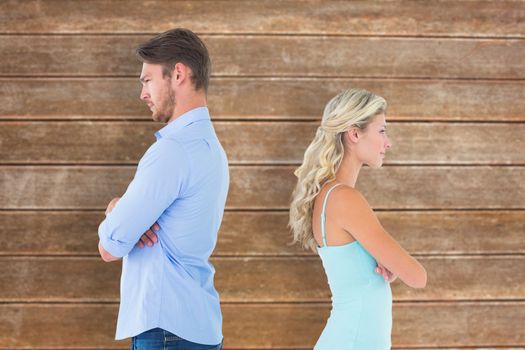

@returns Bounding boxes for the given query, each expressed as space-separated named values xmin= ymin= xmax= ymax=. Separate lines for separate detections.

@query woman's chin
xmin=366 ymin=160 xmax=383 ymax=169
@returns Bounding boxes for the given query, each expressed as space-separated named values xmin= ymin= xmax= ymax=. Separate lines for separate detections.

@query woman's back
xmin=314 ymin=183 xmax=392 ymax=349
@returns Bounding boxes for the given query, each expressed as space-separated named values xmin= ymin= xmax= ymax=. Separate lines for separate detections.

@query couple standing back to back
xmin=98 ymin=28 xmax=427 ymax=350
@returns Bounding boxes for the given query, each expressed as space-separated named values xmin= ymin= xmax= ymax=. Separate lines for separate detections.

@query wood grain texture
xmin=2 ymin=210 xmax=523 ymax=256
xmin=1 ymin=121 xmax=524 ymax=165
xmin=1 ymin=256 xmax=523 ymax=302
xmin=2 ymin=35 xmax=523 ymax=79
xmin=1 ymin=0 xmax=523 ymax=37
xmin=2 ymin=78 xmax=523 ymax=121
xmin=0 ymin=303 xmax=523 ymax=348
xmin=0 ymin=166 xmax=523 ymax=209
xmin=1 ymin=0 xmax=523 ymax=349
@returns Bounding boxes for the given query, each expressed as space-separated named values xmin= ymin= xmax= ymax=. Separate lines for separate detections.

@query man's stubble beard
xmin=153 ymin=82 xmax=176 ymax=123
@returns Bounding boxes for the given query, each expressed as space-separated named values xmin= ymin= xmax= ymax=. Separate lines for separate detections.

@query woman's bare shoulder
xmin=329 ymin=185 xmax=376 ymax=226
xmin=332 ymin=185 xmax=370 ymax=207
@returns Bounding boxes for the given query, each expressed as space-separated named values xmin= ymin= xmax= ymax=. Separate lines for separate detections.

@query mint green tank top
xmin=314 ymin=183 xmax=392 ymax=349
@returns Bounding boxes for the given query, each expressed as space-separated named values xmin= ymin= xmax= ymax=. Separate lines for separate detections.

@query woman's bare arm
xmin=333 ymin=187 xmax=427 ymax=288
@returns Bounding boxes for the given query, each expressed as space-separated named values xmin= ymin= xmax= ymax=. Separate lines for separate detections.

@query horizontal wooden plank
xmin=1 ymin=211 xmax=523 ymax=256
xmin=0 ymin=348 xmax=514 ymax=350
xmin=1 ymin=121 xmax=524 ymax=165
xmin=0 ymin=348 xmax=513 ymax=350
xmin=2 ymin=78 xmax=523 ymax=121
xmin=1 ymin=256 xmax=523 ymax=302
xmin=0 ymin=303 xmax=523 ymax=348
xmin=2 ymin=1 xmax=523 ymax=37
xmin=0 ymin=166 xmax=523 ymax=209
xmin=2 ymin=36 xmax=523 ymax=79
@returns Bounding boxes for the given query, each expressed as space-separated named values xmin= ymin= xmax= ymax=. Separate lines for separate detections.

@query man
xmin=98 ymin=28 xmax=229 ymax=349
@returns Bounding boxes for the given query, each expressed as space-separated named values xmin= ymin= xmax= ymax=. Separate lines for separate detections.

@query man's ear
xmin=172 ymin=62 xmax=187 ymax=83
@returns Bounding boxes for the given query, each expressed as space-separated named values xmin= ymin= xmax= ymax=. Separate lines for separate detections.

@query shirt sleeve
xmin=98 ymin=140 xmax=188 ymax=257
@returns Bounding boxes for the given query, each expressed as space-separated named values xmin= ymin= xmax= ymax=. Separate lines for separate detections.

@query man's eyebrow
xmin=139 ymin=75 xmax=149 ymax=82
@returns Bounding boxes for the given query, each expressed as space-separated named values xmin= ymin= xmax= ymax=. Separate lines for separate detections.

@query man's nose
xmin=140 ymin=86 xmax=149 ymax=101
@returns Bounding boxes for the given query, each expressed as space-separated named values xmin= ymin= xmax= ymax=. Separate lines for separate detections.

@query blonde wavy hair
xmin=289 ymin=88 xmax=387 ymax=251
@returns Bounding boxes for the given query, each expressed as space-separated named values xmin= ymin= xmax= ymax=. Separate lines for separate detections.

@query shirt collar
xmin=155 ymin=106 xmax=210 ymax=140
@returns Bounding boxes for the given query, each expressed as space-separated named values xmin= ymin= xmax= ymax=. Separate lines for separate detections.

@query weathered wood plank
xmin=0 ymin=303 xmax=523 ymax=348
xmin=0 ymin=121 xmax=523 ymax=165
xmin=2 ymin=210 xmax=523 ymax=256
xmin=0 ymin=348 xmax=516 ymax=350
xmin=0 ymin=166 xmax=523 ymax=209
xmin=1 ymin=1 xmax=523 ymax=349
xmin=2 ymin=78 xmax=523 ymax=121
xmin=2 ymin=0 xmax=523 ymax=37
xmin=0 ymin=348 xmax=514 ymax=350
xmin=0 ymin=256 xmax=523 ymax=302
xmin=2 ymin=35 xmax=524 ymax=79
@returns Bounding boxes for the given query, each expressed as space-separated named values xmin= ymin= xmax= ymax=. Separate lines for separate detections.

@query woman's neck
xmin=335 ymin=155 xmax=362 ymax=188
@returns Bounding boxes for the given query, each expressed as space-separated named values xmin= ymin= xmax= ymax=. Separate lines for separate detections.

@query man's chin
xmin=151 ymin=113 xmax=167 ymax=123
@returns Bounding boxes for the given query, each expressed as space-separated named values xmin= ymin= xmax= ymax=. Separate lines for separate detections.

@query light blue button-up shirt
xmin=98 ymin=107 xmax=229 ymax=345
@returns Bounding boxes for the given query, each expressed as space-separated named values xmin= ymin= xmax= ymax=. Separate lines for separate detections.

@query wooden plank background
xmin=0 ymin=1 xmax=524 ymax=349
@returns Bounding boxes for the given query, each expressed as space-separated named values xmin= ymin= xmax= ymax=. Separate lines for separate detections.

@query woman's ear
xmin=345 ymin=128 xmax=361 ymax=144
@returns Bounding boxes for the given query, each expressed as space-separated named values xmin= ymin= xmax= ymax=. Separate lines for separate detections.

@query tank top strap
xmin=321 ymin=183 xmax=344 ymax=247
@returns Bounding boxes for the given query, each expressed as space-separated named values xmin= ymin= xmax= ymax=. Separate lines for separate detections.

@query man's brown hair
xmin=136 ymin=28 xmax=211 ymax=92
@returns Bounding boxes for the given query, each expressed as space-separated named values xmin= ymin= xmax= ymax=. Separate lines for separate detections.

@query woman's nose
xmin=386 ymin=136 xmax=392 ymax=149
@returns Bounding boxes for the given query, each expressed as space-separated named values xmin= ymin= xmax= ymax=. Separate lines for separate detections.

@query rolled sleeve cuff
xmin=98 ymin=220 xmax=132 ymax=258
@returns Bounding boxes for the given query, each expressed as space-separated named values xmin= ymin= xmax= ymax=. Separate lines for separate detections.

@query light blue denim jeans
xmin=131 ymin=328 xmax=222 ymax=350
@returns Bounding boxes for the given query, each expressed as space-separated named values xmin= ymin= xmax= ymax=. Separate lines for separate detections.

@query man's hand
xmin=104 ymin=197 xmax=159 ymax=249
xmin=375 ymin=263 xmax=397 ymax=283
xmin=136 ymin=223 xmax=159 ymax=248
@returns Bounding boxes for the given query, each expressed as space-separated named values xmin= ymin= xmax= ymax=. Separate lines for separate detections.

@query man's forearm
xmin=98 ymin=241 xmax=121 ymax=262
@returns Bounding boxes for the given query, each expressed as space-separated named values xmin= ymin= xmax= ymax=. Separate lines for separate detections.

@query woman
xmin=289 ymin=88 xmax=427 ymax=349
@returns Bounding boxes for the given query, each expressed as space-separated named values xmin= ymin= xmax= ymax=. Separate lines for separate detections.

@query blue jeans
xmin=131 ymin=328 xmax=222 ymax=350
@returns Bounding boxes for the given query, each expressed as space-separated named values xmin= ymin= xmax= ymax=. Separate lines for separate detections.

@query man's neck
xmin=168 ymin=94 xmax=207 ymax=124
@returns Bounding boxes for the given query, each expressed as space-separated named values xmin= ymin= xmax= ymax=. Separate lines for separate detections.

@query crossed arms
xmin=98 ymin=197 xmax=160 ymax=262
xmin=97 ymin=140 xmax=187 ymax=262
xmin=98 ymin=199 xmax=397 ymax=283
